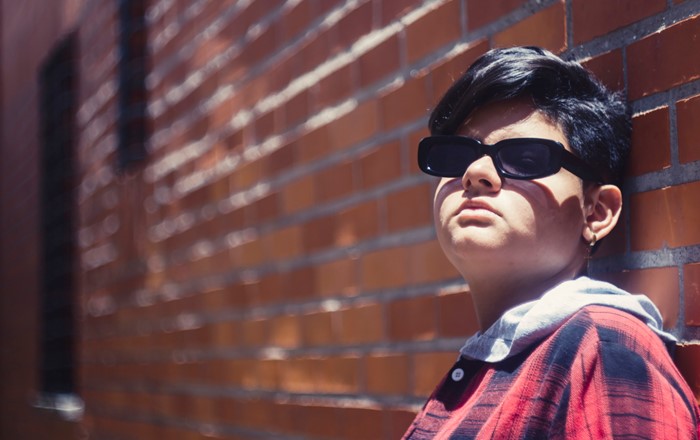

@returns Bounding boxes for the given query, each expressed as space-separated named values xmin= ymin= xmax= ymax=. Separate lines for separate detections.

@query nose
xmin=461 ymin=155 xmax=503 ymax=193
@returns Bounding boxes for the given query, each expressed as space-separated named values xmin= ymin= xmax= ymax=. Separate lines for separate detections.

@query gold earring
xmin=589 ymin=233 xmax=597 ymax=248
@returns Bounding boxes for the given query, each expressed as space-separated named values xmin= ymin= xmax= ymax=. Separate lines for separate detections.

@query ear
xmin=581 ymin=184 xmax=623 ymax=243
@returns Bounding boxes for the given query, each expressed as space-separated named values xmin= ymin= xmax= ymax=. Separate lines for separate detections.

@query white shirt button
xmin=451 ymin=368 xmax=464 ymax=382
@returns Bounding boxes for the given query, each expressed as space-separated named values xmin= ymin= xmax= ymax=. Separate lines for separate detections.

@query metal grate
xmin=117 ymin=0 xmax=149 ymax=171
xmin=38 ymin=33 xmax=78 ymax=395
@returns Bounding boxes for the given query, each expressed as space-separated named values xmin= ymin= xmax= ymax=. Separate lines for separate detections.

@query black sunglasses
xmin=418 ymin=136 xmax=603 ymax=183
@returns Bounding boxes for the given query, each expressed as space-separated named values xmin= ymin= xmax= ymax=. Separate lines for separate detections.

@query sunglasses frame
xmin=418 ymin=136 xmax=604 ymax=183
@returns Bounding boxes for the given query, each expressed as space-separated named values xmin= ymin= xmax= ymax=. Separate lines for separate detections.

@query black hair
xmin=429 ymin=46 xmax=631 ymax=186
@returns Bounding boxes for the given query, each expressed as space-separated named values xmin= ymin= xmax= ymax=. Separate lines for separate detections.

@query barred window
xmin=38 ymin=33 xmax=78 ymax=397
xmin=117 ymin=0 xmax=149 ymax=170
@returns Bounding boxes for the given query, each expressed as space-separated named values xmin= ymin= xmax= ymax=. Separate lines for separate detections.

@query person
xmin=402 ymin=46 xmax=700 ymax=439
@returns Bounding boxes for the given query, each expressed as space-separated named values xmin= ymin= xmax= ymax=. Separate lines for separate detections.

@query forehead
xmin=458 ymin=99 xmax=569 ymax=149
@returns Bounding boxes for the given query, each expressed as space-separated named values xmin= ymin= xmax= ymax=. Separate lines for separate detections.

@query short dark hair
xmin=429 ymin=46 xmax=631 ymax=185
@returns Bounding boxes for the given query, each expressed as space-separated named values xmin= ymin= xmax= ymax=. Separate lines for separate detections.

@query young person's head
xmin=427 ymin=46 xmax=630 ymax=186
xmin=420 ymin=47 xmax=631 ymax=316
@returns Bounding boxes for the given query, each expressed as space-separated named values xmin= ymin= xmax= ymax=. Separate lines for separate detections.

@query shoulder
xmin=558 ymin=305 xmax=666 ymax=347
xmin=555 ymin=305 xmax=698 ymax=413
xmin=540 ymin=305 xmax=677 ymax=383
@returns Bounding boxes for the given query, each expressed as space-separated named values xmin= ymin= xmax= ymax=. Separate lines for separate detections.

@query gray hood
xmin=459 ymin=276 xmax=675 ymax=363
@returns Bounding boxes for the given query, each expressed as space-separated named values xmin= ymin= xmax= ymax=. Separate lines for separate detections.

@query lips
xmin=455 ymin=199 xmax=500 ymax=218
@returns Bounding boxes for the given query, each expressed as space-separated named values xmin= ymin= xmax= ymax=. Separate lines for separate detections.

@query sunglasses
xmin=418 ymin=136 xmax=603 ymax=183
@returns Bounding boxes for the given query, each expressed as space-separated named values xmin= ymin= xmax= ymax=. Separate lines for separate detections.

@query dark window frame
xmin=117 ymin=0 xmax=149 ymax=171
xmin=36 ymin=32 xmax=84 ymax=421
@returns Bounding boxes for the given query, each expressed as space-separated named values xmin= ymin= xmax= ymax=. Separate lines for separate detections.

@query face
xmin=433 ymin=99 xmax=591 ymax=283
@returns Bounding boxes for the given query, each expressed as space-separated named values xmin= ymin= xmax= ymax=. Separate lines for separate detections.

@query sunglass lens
xmin=498 ymin=142 xmax=552 ymax=178
xmin=426 ymin=142 xmax=480 ymax=177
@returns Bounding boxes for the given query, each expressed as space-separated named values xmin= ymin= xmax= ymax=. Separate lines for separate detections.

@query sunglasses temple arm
xmin=561 ymin=154 xmax=604 ymax=183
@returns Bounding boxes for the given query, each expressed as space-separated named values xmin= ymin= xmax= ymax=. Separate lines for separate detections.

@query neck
xmin=467 ymin=268 xmax=583 ymax=331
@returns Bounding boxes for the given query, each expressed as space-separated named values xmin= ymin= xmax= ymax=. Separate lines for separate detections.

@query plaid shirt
xmin=403 ymin=305 xmax=700 ymax=439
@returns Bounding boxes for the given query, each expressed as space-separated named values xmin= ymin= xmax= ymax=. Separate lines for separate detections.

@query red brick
xmin=684 ymin=263 xmax=700 ymax=326
xmin=298 ymin=29 xmax=334 ymax=73
xmin=296 ymin=404 xmax=340 ymax=437
xmin=314 ymin=64 xmax=356 ymax=110
xmin=238 ymin=398 xmax=275 ymax=429
xmin=358 ymin=35 xmax=401 ymax=87
xmin=388 ymin=409 xmax=420 ymax=438
xmin=300 ymin=311 xmax=336 ymax=346
xmin=630 ymin=181 xmax=700 ymax=250
xmin=380 ymin=76 xmax=431 ymax=130
xmin=281 ymin=174 xmax=315 ymax=214
xmin=302 ymin=214 xmax=336 ymax=252
xmin=284 ymin=266 xmax=317 ymax=302
xmin=335 ymin=200 xmax=380 ymax=246
xmin=232 ymin=158 xmax=263 ymax=189
xmin=628 ymin=16 xmax=700 ymax=99
xmin=412 ymin=351 xmax=456 ymax=396
xmin=676 ymin=94 xmax=700 ymax=164
xmin=338 ymin=303 xmax=384 ymax=344
xmin=388 ymin=295 xmax=437 ymax=341
xmin=430 ymin=40 xmax=490 ymax=101
xmin=278 ymin=358 xmax=318 ymax=393
xmin=405 ymin=0 xmax=461 ymax=64
xmin=297 ymin=125 xmax=331 ymax=163
xmin=316 ymin=0 xmax=344 ymax=16
xmin=437 ymin=289 xmax=480 ymax=337
xmin=365 ymin=354 xmax=410 ymax=395
xmin=572 ymin=0 xmax=665 ymax=44
xmin=329 ymin=99 xmax=380 ymax=150
xmin=268 ymin=314 xmax=301 ymax=348
xmin=409 ymin=127 xmax=431 ymax=174
xmin=593 ymin=206 xmax=627 ymax=258
xmin=223 ymin=128 xmax=245 ymax=153
xmin=361 ymin=246 xmax=410 ymax=290
xmin=242 ymin=26 xmax=278 ymax=68
xmin=231 ymin=1 xmax=284 ymax=43
xmin=581 ymin=49 xmax=625 ymax=92
xmin=335 ymin=0 xmax=374 ymax=50
xmin=268 ymin=50 xmax=298 ymax=91
xmin=467 ymin=0 xmax=526 ymax=30
xmin=209 ymin=320 xmax=239 ymax=348
xmin=254 ymin=109 xmax=277 ymax=141
xmin=674 ymin=343 xmax=700 ymax=402
xmin=386 ymin=183 xmax=433 ymax=232
xmin=192 ymin=34 xmax=230 ymax=71
xmin=284 ymin=90 xmax=311 ymax=127
xmin=600 ymin=267 xmax=679 ymax=329
xmin=221 ymin=358 xmax=258 ymax=387
xmin=239 ymin=318 xmax=269 ymax=348
xmin=263 ymin=225 xmax=303 ymax=261
xmin=319 ymin=355 xmax=361 ymax=393
xmin=628 ymin=106 xmax=671 ymax=176
xmin=493 ymin=2 xmax=567 ymax=53
xmin=314 ymin=160 xmax=355 ymax=203
xmin=266 ymin=141 xmax=297 ymax=177
xmin=232 ymin=238 xmax=264 ymax=267
xmin=316 ymin=257 xmax=359 ymax=296
xmin=249 ymin=191 xmax=280 ymax=224
xmin=379 ymin=0 xmax=418 ymax=25
xmin=409 ymin=240 xmax=461 ymax=285
xmin=279 ymin=0 xmax=314 ymax=42
xmin=339 ymin=407 xmax=386 ymax=440
xmin=359 ymin=140 xmax=402 ymax=189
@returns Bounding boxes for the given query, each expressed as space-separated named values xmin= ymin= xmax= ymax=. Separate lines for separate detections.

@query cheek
xmin=525 ymin=184 xmax=586 ymax=239
xmin=507 ymin=179 xmax=585 ymax=237
xmin=433 ymin=179 xmax=460 ymax=225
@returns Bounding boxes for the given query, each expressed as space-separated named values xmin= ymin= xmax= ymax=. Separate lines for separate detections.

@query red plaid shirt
xmin=403 ymin=305 xmax=700 ymax=439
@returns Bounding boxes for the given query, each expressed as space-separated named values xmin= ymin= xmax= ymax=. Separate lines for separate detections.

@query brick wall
xmin=2 ymin=0 xmax=700 ymax=439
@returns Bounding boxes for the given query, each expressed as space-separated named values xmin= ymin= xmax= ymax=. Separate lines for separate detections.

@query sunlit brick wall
xmin=4 ymin=0 xmax=698 ymax=439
